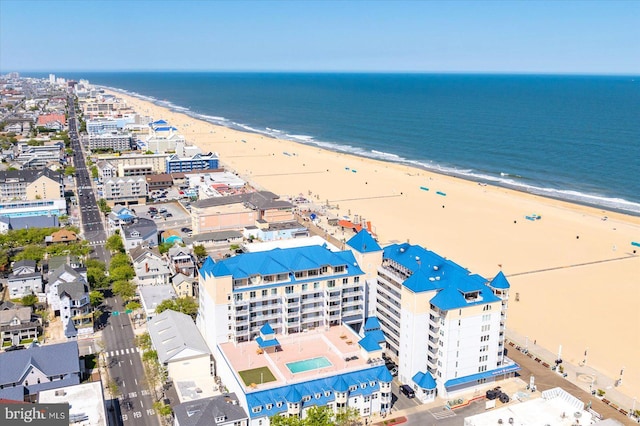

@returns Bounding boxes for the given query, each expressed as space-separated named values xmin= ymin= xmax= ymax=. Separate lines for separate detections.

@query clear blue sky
xmin=1 ymin=0 xmax=638 ymax=74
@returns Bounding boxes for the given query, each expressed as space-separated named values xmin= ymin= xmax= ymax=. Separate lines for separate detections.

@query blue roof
xmin=366 ymin=329 xmax=386 ymax=344
xmin=383 ymin=243 xmax=501 ymax=310
xmin=444 ymin=363 xmax=520 ymax=388
xmin=200 ymin=246 xmax=364 ymax=287
xmin=489 ymin=271 xmax=510 ymax=289
xmin=245 ymin=365 xmax=387 ymax=419
xmin=260 ymin=323 xmax=274 ymax=335
xmin=347 ymin=230 xmax=382 ymax=253
xmin=412 ymin=371 xmax=437 ymax=390
xmin=358 ymin=334 xmax=382 ymax=352
xmin=151 ymin=120 xmax=168 ymax=125
xmin=256 ymin=336 xmax=280 ymax=348
xmin=154 ymin=126 xmax=178 ymax=132
xmin=364 ymin=316 xmax=381 ymax=331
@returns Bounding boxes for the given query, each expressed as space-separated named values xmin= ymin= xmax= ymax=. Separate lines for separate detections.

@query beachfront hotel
xmin=373 ymin=242 xmax=518 ymax=401
xmin=197 ymin=242 xmax=395 ymax=424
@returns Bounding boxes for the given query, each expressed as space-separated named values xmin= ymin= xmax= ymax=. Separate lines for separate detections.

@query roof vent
xmin=433 ymin=266 xmax=439 ymax=271
xmin=415 ymin=256 xmax=420 ymax=262
xmin=399 ymin=247 xmax=405 ymax=253
xmin=435 ymin=276 xmax=440 ymax=281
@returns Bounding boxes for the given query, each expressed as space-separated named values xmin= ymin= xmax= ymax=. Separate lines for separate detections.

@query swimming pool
xmin=286 ymin=356 xmax=332 ymax=374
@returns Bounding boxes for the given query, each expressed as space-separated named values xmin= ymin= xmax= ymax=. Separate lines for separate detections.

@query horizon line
xmin=3 ymin=69 xmax=639 ymax=78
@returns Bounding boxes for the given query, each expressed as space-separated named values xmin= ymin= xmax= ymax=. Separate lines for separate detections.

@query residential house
xmin=46 ymin=265 xmax=92 ymax=338
xmin=183 ymin=230 xmax=243 ymax=248
xmin=7 ymin=260 xmax=42 ymax=298
xmin=46 ymin=255 xmax=84 ymax=278
xmin=0 ymin=302 xmax=40 ymax=347
xmin=147 ymin=310 xmax=213 ymax=398
xmin=171 ymin=273 xmax=196 ymax=298
xmin=107 ymin=206 xmax=137 ymax=231
xmin=0 ymin=341 xmax=81 ymax=402
xmin=121 ymin=218 xmax=158 ymax=251
xmin=36 ymin=113 xmax=66 ymax=130
xmin=167 ymin=246 xmax=196 ymax=277
xmin=134 ymin=254 xmax=171 ymax=286
xmin=45 ymin=229 xmax=79 ymax=245
xmin=173 ymin=394 xmax=248 ymax=426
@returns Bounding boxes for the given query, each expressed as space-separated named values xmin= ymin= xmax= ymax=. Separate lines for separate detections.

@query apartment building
xmin=87 ymin=132 xmax=133 ymax=152
xmin=103 ymin=176 xmax=148 ymax=206
xmin=166 ymin=152 xmax=219 ymax=173
xmin=86 ymin=118 xmax=118 ymax=134
xmin=373 ymin=243 xmax=517 ymax=400
xmin=95 ymin=153 xmax=168 ymax=174
xmin=0 ymin=168 xmax=63 ymax=201
xmin=197 ymin=244 xmax=366 ymax=347
xmin=145 ymin=120 xmax=185 ymax=153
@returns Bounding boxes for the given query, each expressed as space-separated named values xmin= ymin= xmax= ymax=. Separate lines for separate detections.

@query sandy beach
xmin=108 ymin=90 xmax=640 ymax=399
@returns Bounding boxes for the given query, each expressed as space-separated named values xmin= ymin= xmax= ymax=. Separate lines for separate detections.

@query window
xmin=349 ymin=385 xmax=357 ymax=391
xmin=262 ymin=289 xmax=268 ymax=297
xmin=276 ymin=402 xmax=282 ymax=408
xmin=354 ymin=276 xmax=360 ymax=283
xmin=301 ymin=283 xmax=308 ymax=291
xmin=314 ymin=282 xmax=320 ymax=289
xmin=481 ymin=324 xmax=491 ymax=332
xmin=266 ymin=404 xmax=273 ymax=410
xmin=315 ymin=393 xmax=321 ymax=399
xmin=480 ymin=334 xmax=490 ymax=342
xmin=285 ymin=286 xmax=294 ymax=294
xmin=272 ymin=288 xmax=278 ymax=295
xmin=479 ymin=355 xmax=488 ymax=362
xmin=250 ymin=291 xmax=256 ymax=299
xmin=327 ymin=280 xmax=335 ymax=288
xmin=343 ymin=278 xmax=348 ymax=284
xmin=252 ymin=406 xmax=262 ymax=413
xmin=324 ymin=391 xmax=331 ymax=397
xmin=335 ymin=265 xmax=345 ymax=273
xmin=482 ymin=314 xmax=491 ymax=321
xmin=478 ymin=365 xmax=488 ymax=372
xmin=302 ymin=396 xmax=311 ymax=402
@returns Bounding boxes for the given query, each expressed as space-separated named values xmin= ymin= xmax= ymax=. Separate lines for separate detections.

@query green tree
xmin=109 ymin=252 xmax=130 ymax=270
xmin=87 ymin=267 xmax=109 ymax=289
xmin=109 ymin=265 xmax=134 ymax=282
xmin=193 ymin=244 xmax=207 ymax=261
xmin=155 ymin=297 xmax=198 ymax=319
xmin=112 ymin=280 xmax=136 ymax=301
xmin=269 ymin=415 xmax=304 ymax=426
xmin=158 ymin=241 xmax=174 ymax=254
xmin=14 ymin=245 xmax=46 ymax=262
xmin=135 ymin=332 xmax=152 ymax=351
xmin=35 ymin=309 xmax=50 ymax=326
xmin=89 ymin=290 xmax=104 ymax=307
xmin=334 ymin=408 xmax=362 ymax=426
xmin=125 ymin=301 xmax=141 ymax=311
xmin=105 ymin=234 xmax=124 ymax=253
xmin=152 ymin=401 xmax=172 ymax=416
xmin=97 ymin=198 xmax=111 ymax=214
xmin=107 ymin=380 xmax=120 ymax=400
xmin=64 ymin=166 xmax=76 ymax=176
xmin=91 ymin=166 xmax=99 ymax=179
xmin=86 ymin=258 xmax=106 ymax=271
xmin=21 ymin=294 xmax=38 ymax=307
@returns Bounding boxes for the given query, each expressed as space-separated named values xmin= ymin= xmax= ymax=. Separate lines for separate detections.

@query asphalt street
xmin=68 ymin=97 xmax=159 ymax=426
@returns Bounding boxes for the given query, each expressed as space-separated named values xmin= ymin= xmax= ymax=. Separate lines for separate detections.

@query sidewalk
xmin=507 ymin=328 xmax=638 ymax=420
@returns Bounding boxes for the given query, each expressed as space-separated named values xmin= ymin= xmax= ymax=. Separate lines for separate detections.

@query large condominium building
xmin=87 ymin=132 xmax=133 ymax=152
xmin=86 ymin=118 xmax=118 ymax=135
xmin=145 ymin=120 xmax=185 ymax=153
xmin=0 ymin=168 xmax=63 ymax=202
xmin=166 ymin=153 xmax=219 ymax=173
xmin=197 ymin=244 xmax=366 ymax=347
xmin=103 ymin=176 xmax=148 ymax=206
xmin=373 ymin=243 xmax=517 ymax=401
xmin=95 ymin=153 xmax=168 ymax=174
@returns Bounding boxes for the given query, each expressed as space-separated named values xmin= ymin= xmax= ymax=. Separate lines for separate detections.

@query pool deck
xmin=219 ymin=324 xmax=380 ymax=391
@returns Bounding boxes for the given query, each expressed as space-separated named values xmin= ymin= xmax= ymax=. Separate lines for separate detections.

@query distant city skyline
xmin=1 ymin=0 xmax=638 ymax=75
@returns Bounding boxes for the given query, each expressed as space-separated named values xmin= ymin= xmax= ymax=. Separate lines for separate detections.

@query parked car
xmin=164 ymin=213 xmax=173 ymax=218
xmin=399 ymin=384 xmax=415 ymax=398
xmin=159 ymin=208 xmax=167 ymax=213
xmin=181 ymin=227 xmax=192 ymax=233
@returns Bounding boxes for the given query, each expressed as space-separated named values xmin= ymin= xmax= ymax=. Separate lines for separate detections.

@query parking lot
xmin=130 ymin=201 xmax=192 ymax=233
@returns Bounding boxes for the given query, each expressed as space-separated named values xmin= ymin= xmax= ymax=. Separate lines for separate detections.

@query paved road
xmin=102 ymin=295 xmax=159 ymax=426
xmin=67 ymin=96 xmax=109 ymax=263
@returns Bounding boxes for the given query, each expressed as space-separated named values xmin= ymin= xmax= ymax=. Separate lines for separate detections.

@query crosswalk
xmin=431 ymin=408 xmax=457 ymax=420
xmin=105 ymin=347 xmax=139 ymax=357
xmin=88 ymin=240 xmax=106 ymax=246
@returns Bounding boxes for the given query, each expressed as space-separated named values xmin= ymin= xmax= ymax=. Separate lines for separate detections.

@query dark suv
xmin=399 ymin=384 xmax=415 ymax=398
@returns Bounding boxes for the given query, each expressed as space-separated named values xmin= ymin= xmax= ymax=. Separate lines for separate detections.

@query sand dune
xmin=108 ymin=90 xmax=640 ymax=399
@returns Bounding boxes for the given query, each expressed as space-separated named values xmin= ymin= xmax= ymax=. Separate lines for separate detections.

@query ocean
xmin=38 ymin=72 xmax=640 ymax=214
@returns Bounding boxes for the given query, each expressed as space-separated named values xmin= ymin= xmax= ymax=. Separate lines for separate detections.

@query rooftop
xmin=218 ymin=324 xmax=385 ymax=393
xmin=147 ymin=310 xmax=210 ymax=365
xmin=243 ymin=235 xmax=340 ymax=253
xmin=38 ymin=381 xmax=106 ymax=426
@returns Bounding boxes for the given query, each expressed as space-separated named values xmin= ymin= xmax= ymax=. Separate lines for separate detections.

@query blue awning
xmin=444 ymin=363 xmax=520 ymax=388
xmin=256 ymin=336 xmax=280 ymax=348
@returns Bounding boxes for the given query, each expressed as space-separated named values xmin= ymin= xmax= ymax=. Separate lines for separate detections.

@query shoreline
xmin=103 ymin=87 xmax=640 ymax=402
xmin=103 ymin=84 xmax=640 ymax=217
